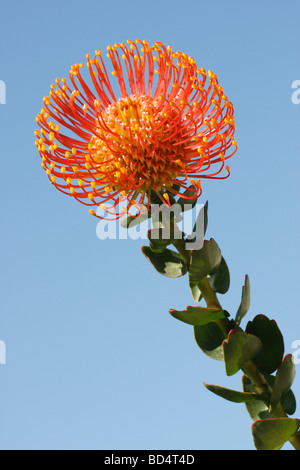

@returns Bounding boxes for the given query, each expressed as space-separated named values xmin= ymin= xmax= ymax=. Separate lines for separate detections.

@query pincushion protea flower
xmin=35 ymin=40 xmax=237 ymax=219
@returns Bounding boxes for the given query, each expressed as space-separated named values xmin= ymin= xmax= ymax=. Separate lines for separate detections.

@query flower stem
xmin=197 ymin=276 xmax=230 ymax=336
xmin=172 ymin=239 xmax=191 ymax=267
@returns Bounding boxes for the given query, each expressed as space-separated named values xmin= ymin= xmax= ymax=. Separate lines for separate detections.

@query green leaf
xmin=281 ymin=388 xmax=297 ymax=416
xmin=187 ymin=200 xmax=208 ymax=236
xmin=242 ymin=375 xmax=272 ymax=421
xmin=252 ymin=418 xmax=300 ymax=450
xmin=141 ymin=246 xmax=187 ymax=278
xmin=204 ymin=382 xmax=261 ymax=404
xmin=184 ymin=202 xmax=208 ymax=252
xmin=190 ymin=284 xmax=203 ymax=303
xmin=189 ymin=239 xmax=222 ymax=288
xmin=245 ymin=315 xmax=284 ymax=374
xmin=208 ymin=257 xmax=230 ymax=294
xmin=169 ymin=306 xmax=227 ymax=326
xmin=193 ymin=322 xmax=225 ymax=361
xmin=235 ymin=275 xmax=250 ymax=325
xmin=176 ymin=185 xmax=200 ymax=211
xmin=243 ymin=375 xmax=296 ymax=421
xmin=223 ymin=329 xmax=263 ymax=376
xmin=121 ymin=212 xmax=150 ymax=228
xmin=147 ymin=228 xmax=172 ymax=253
xmin=270 ymin=355 xmax=296 ymax=412
xmin=266 ymin=374 xmax=296 ymax=416
xmin=189 ymin=255 xmax=229 ymax=302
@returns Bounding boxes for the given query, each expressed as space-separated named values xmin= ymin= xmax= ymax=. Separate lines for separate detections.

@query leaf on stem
xmin=147 ymin=228 xmax=172 ymax=253
xmin=185 ymin=200 xmax=208 ymax=246
xmin=207 ymin=257 xmax=230 ymax=294
xmin=243 ymin=374 xmax=296 ymax=421
xmin=121 ymin=212 xmax=150 ymax=228
xmin=245 ymin=314 xmax=284 ymax=374
xmin=169 ymin=306 xmax=227 ymax=326
xmin=242 ymin=375 xmax=272 ymax=421
xmin=252 ymin=417 xmax=300 ymax=450
xmin=190 ymin=284 xmax=203 ymax=303
xmin=235 ymin=275 xmax=250 ymax=325
xmin=204 ymin=382 xmax=261 ymax=404
xmin=189 ymin=239 xmax=222 ymax=289
xmin=223 ymin=329 xmax=263 ymax=376
xmin=141 ymin=246 xmax=187 ymax=278
xmin=194 ymin=322 xmax=225 ymax=361
xmin=270 ymin=354 xmax=296 ymax=412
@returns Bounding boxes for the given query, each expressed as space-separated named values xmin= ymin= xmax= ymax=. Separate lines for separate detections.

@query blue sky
xmin=0 ymin=0 xmax=299 ymax=450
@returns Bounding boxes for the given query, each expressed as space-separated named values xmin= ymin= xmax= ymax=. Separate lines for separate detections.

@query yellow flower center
xmin=89 ymin=94 xmax=187 ymax=193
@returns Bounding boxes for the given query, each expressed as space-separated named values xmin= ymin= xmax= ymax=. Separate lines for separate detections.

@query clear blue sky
xmin=0 ymin=0 xmax=299 ymax=450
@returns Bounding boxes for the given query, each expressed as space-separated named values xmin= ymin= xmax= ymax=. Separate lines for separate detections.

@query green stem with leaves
xmin=172 ymin=237 xmax=300 ymax=450
xmin=140 ymin=203 xmax=300 ymax=450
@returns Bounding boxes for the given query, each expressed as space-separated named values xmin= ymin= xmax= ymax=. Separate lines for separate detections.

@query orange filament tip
xmin=163 ymin=193 xmax=170 ymax=203
xmin=89 ymin=209 xmax=96 ymax=216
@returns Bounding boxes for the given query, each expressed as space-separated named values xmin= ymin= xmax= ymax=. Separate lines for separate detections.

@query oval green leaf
xmin=252 ymin=417 xmax=300 ymax=450
xmin=270 ymin=354 xmax=296 ymax=412
xmin=208 ymin=257 xmax=230 ymax=294
xmin=223 ymin=329 xmax=263 ymax=376
xmin=141 ymin=246 xmax=187 ymax=278
xmin=245 ymin=314 xmax=284 ymax=374
xmin=189 ymin=238 xmax=222 ymax=287
xmin=193 ymin=322 xmax=225 ymax=361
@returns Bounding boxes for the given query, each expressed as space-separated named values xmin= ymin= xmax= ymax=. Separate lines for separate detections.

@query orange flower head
xmin=35 ymin=40 xmax=237 ymax=219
